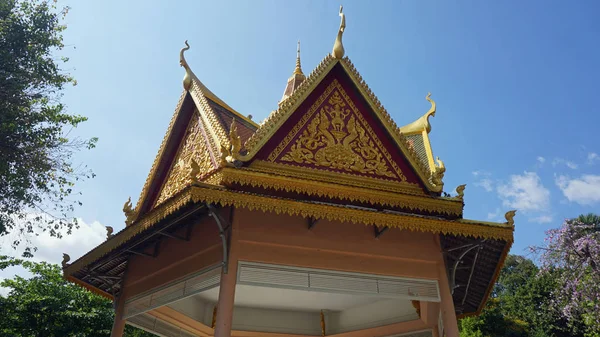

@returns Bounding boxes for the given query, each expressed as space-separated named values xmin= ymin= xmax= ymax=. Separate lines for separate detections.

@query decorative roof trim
xmin=399 ymin=93 xmax=437 ymax=135
xmin=337 ymin=58 xmax=442 ymax=192
xmin=64 ymin=184 xmax=513 ymax=276
xmin=250 ymin=160 xmax=424 ymax=196
xmin=244 ymin=54 xmax=338 ymax=153
xmin=242 ymin=55 xmax=443 ymax=193
xmin=217 ymin=168 xmax=463 ymax=215
xmin=132 ymin=91 xmax=188 ymax=220
xmin=180 ymin=41 xmax=257 ymax=128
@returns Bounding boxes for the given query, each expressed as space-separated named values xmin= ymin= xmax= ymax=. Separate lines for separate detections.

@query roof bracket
xmin=308 ymin=217 xmax=319 ymax=230
xmin=207 ymin=203 xmax=231 ymax=274
xmin=374 ymin=225 xmax=389 ymax=239
xmin=157 ymin=231 xmax=189 ymax=241
xmin=449 ymin=240 xmax=485 ymax=296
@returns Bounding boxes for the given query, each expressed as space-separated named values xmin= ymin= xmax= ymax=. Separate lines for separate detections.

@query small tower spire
xmin=280 ymin=41 xmax=307 ymax=103
xmin=294 ymin=40 xmax=303 ymax=75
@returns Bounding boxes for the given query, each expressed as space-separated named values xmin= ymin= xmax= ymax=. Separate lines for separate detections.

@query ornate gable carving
xmin=154 ymin=111 xmax=216 ymax=206
xmin=260 ymin=79 xmax=423 ymax=191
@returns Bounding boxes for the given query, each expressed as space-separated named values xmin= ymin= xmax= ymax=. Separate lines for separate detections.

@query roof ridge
xmin=338 ymin=57 xmax=439 ymax=191
xmin=244 ymin=54 xmax=337 ymax=153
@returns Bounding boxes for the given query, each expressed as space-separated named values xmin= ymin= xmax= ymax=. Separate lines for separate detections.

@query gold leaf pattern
xmin=274 ymin=80 xmax=407 ymax=181
xmin=154 ymin=114 xmax=215 ymax=206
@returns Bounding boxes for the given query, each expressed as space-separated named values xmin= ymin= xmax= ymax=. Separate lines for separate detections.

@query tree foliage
xmin=532 ymin=214 xmax=600 ymax=336
xmin=0 ymin=255 xmax=153 ymax=336
xmin=459 ymin=255 xmax=577 ymax=337
xmin=0 ymin=0 xmax=96 ymax=254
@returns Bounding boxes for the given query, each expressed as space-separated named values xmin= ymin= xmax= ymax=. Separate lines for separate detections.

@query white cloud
xmin=472 ymin=171 xmax=494 ymax=192
xmin=530 ymin=215 xmax=553 ymax=224
xmin=0 ymin=217 xmax=106 ymax=295
xmin=475 ymin=178 xmax=494 ymax=192
xmin=472 ymin=170 xmax=490 ymax=177
xmin=566 ymin=161 xmax=578 ymax=169
xmin=497 ymin=171 xmax=550 ymax=212
xmin=487 ymin=208 xmax=501 ymax=221
xmin=556 ymin=174 xmax=600 ymax=205
xmin=552 ymin=158 xmax=578 ymax=169
xmin=588 ymin=152 xmax=599 ymax=165
xmin=537 ymin=156 xmax=546 ymax=164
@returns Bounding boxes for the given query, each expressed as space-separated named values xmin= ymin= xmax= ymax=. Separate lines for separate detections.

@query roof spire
xmin=294 ymin=40 xmax=303 ymax=75
xmin=280 ymin=41 xmax=307 ymax=103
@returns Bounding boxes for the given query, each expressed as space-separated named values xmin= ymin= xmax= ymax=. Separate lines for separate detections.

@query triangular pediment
xmin=153 ymin=110 xmax=218 ymax=207
xmin=247 ymin=59 xmax=441 ymax=195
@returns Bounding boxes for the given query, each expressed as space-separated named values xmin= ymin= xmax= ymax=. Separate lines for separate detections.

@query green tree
xmin=0 ymin=255 xmax=153 ymax=336
xmin=459 ymin=254 xmax=577 ymax=337
xmin=0 ymin=0 xmax=97 ymax=255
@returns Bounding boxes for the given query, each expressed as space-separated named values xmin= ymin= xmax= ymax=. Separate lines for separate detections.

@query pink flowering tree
xmin=532 ymin=214 xmax=600 ymax=336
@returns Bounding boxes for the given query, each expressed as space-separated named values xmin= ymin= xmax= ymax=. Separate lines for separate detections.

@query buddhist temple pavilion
xmin=63 ymin=7 xmax=515 ymax=337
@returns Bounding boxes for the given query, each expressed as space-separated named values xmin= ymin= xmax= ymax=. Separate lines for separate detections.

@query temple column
xmin=437 ymin=261 xmax=459 ymax=337
xmin=111 ymin=262 xmax=130 ymax=337
xmin=214 ymin=208 xmax=240 ymax=337
xmin=110 ymin=294 xmax=126 ymax=337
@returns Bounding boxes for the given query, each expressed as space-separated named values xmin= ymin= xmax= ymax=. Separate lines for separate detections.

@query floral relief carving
xmin=280 ymin=90 xmax=402 ymax=179
xmin=155 ymin=114 xmax=214 ymax=206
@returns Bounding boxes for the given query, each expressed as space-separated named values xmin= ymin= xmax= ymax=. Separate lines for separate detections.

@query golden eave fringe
xmin=218 ymin=168 xmax=463 ymax=216
xmin=65 ymin=185 xmax=513 ymax=276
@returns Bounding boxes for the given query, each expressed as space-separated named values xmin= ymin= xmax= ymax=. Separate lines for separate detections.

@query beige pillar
xmin=437 ymin=261 xmax=459 ymax=337
xmin=214 ymin=208 xmax=240 ymax=337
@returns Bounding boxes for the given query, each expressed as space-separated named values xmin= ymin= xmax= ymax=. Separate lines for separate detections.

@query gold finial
xmin=332 ymin=5 xmax=346 ymax=59
xmin=455 ymin=184 xmax=466 ymax=200
xmin=62 ymin=253 xmax=70 ymax=268
xmin=294 ymin=40 xmax=304 ymax=75
xmin=320 ymin=310 xmax=326 ymax=336
xmin=399 ymin=93 xmax=437 ymax=135
xmin=123 ymin=197 xmax=135 ymax=226
xmin=180 ymin=40 xmax=192 ymax=91
xmin=106 ymin=226 xmax=114 ymax=239
xmin=505 ymin=210 xmax=517 ymax=227
xmin=432 ymin=156 xmax=445 ymax=186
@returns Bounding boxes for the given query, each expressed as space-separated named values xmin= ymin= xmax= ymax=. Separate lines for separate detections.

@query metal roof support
xmin=461 ymin=245 xmax=483 ymax=306
xmin=374 ymin=225 xmax=389 ymax=239
xmin=449 ymin=241 xmax=485 ymax=295
xmin=207 ymin=203 xmax=231 ymax=274
xmin=308 ymin=217 xmax=319 ymax=230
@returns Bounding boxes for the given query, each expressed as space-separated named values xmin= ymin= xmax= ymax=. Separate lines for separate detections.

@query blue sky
xmin=3 ymin=0 xmax=600 ymax=274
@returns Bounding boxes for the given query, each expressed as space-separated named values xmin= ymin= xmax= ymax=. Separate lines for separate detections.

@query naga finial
xmin=332 ymin=5 xmax=346 ymax=59
xmin=220 ymin=120 xmax=243 ymax=167
xmin=424 ymin=92 xmax=436 ymax=133
xmin=455 ymin=184 xmax=466 ymax=200
xmin=62 ymin=253 xmax=70 ymax=268
xmin=106 ymin=226 xmax=114 ymax=239
xmin=399 ymin=93 xmax=437 ymax=135
xmin=505 ymin=210 xmax=517 ymax=227
xmin=432 ymin=156 xmax=445 ymax=186
xmin=180 ymin=40 xmax=192 ymax=91
xmin=123 ymin=197 xmax=135 ymax=226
